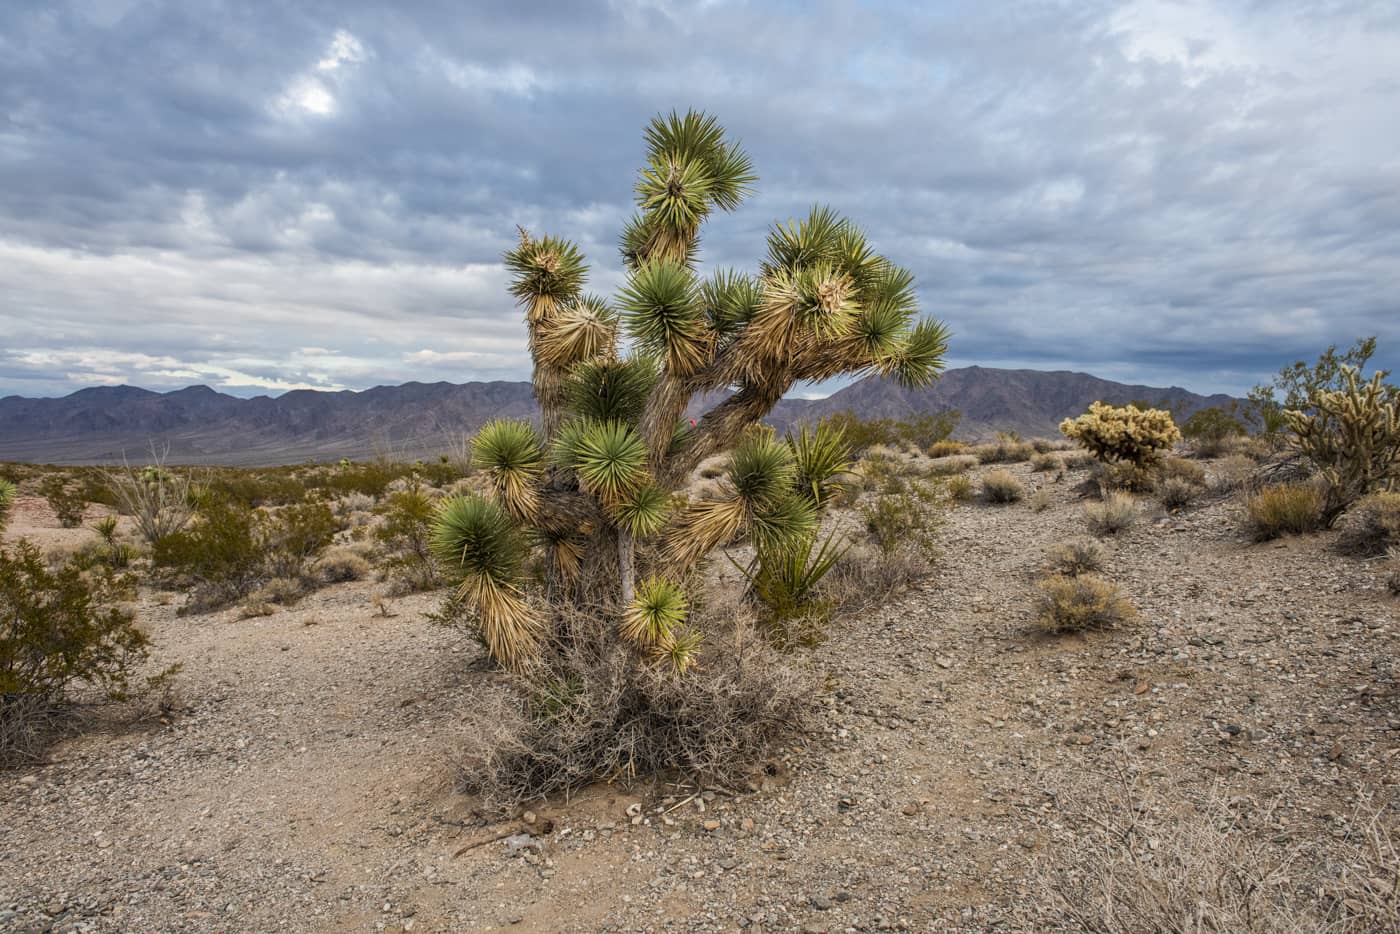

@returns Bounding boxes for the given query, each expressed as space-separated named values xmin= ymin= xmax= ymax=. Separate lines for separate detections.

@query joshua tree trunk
xmin=617 ymin=531 xmax=636 ymax=606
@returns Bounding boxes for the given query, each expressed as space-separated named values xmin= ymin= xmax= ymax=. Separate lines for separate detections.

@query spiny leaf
xmin=620 ymin=576 xmax=687 ymax=648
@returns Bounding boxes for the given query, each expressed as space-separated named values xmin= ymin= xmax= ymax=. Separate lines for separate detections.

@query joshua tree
xmin=434 ymin=110 xmax=949 ymax=670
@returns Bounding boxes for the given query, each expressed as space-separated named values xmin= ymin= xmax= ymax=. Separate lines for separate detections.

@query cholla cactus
xmin=0 ymin=478 xmax=16 ymax=532
xmin=434 ymin=110 xmax=948 ymax=670
xmin=1060 ymin=402 xmax=1181 ymax=467
xmin=1286 ymin=365 xmax=1400 ymax=525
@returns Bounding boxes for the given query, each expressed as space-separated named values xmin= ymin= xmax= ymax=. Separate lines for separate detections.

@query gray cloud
xmin=2 ymin=0 xmax=1397 ymax=399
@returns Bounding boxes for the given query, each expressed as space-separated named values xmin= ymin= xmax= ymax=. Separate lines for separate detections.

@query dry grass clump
xmin=1033 ymin=574 xmax=1136 ymax=632
xmin=1085 ymin=493 xmax=1137 ymax=536
xmin=1335 ymin=492 xmax=1400 ymax=556
xmin=1094 ymin=459 xmax=1159 ymax=494
xmin=1045 ymin=539 xmax=1105 ymax=576
xmin=982 ymin=469 xmax=1025 ymax=503
xmin=1031 ymin=452 xmax=1062 ymax=473
xmin=453 ymin=613 xmax=816 ymax=812
xmin=1033 ymin=782 xmax=1400 ymax=934
xmin=1211 ymin=454 xmax=1258 ymax=493
xmin=928 ymin=454 xmax=979 ymax=476
xmin=946 ymin=475 xmax=975 ymax=502
xmin=821 ymin=543 xmax=931 ymax=612
xmin=332 ymin=491 xmax=377 ymax=519
xmin=248 ymin=576 xmax=304 ymax=606
xmin=926 ymin=440 xmax=967 ymax=458
xmin=1029 ymin=489 xmax=1054 ymax=512
xmin=1159 ymin=456 xmax=1206 ymax=487
xmin=974 ymin=437 xmax=1035 ymax=464
xmin=1387 ymin=551 xmax=1400 ymax=596
xmin=1062 ymin=451 xmax=1097 ymax=470
xmin=1156 ymin=477 xmax=1199 ymax=511
xmin=1243 ymin=483 xmax=1324 ymax=541
xmin=311 ymin=546 xmax=372 ymax=583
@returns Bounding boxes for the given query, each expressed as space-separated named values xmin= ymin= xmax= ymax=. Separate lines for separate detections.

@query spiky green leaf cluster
xmin=503 ymin=229 xmax=588 ymax=319
xmin=571 ymin=421 xmax=648 ymax=506
xmin=620 ymin=576 xmax=688 ymax=648
xmin=565 ymin=355 xmax=657 ymax=425
xmin=617 ymin=258 xmax=710 ymax=374
xmin=788 ymin=421 xmax=854 ymax=509
xmin=472 ymin=419 xmax=544 ymax=519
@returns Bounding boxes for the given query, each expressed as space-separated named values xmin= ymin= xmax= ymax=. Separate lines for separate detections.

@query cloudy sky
xmin=2 ymin=0 xmax=1397 ymax=399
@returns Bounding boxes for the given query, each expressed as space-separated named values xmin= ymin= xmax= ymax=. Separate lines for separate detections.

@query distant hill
xmin=0 ymin=367 xmax=1239 ymax=465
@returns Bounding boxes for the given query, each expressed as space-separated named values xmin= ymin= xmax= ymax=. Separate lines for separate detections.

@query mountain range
xmin=0 ymin=367 xmax=1239 ymax=466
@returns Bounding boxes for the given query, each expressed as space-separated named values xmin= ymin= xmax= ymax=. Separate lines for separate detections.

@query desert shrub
xmin=0 ymin=479 xmax=15 ymax=531
xmin=823 ymin=409 xmax=959 ymax=455
xmin=1060 ymin=402 xmax=1181 ymax=467
xmin=1181 ymin=405 xmax=1246 ymax=457
xmin=1211 ymin=454 xmax=1258 ymax=493
xmin=453 ymin=612 xmax=816 ymax=812
xmin=260 ymin=501 xmax=338 ymax=579
xmin=1029 ymin=489 xmax=1054 ymax=512
xmin=1286 ymin=364 xmax=1399 ymax=525
xmin=1243 ymin=483 xmax=1323 ymax=541
xmin=374 ymin=480 xmax=440 ymax=593
xmin=311 ymin=546 xmax=371 ymax=583
xmin=946 ymin=474 xmax=975 ymax=502
xmin=331 ymin=491 xmax=377 ymax=519
xmin=1 ymin=542 xmax=156 ymax=763
xmin=861 ymin=479 xmax=943 ymax=558
xmin=1062 ymin=450 xmax=1097 ymax=470
xmin=927 ymin=439 xmax=967 ymax=458
xmin=1085 ymin=493 xmax=1137 ymax=536
xmin=1156 ymin=477 xmax=1198 ymax=511
xmin=1159 ymin=456 xmax=1206 ymax=487
xmin=1046 ymin=539 xmax=1104 ymax=576
xmin=1335 ymin=492 xmax=1400 ymax=556
xmin=153 ymin=497 xmax=264 ymax=607
xmin=928 ymin=454 xmax=978 ymax=476
xmin=974 ymin=434 xmax=1035 ymax=464
xmin=202 ymin=469 xmax=305 ymax=508
xmin=1034 ymin=784 xmax=1400 ymax=933
xmin=1034 ymin=574 xmax=1136 ymax=632
xmin=107 ymin=456 xmax=197 ymax=545
xmin=1093 ymin=459 xmax=1159 ymax=494
xmin=248 ymin=576 xmax=304 ymax=606
xmin=982 ymin=469 xmax=1024 ymax=503
xmin=1387 ymin=551 xmax=1400 ymax=596
xmin=38 ymin=476 xmax=86 ymax=528
xmin=308 ymin=459 xmax=414 ymax=499
xmin=1031 ymin=452 xmax=1062 ymax=473
xmin=820 ymin=543 xmax=930 ymax=612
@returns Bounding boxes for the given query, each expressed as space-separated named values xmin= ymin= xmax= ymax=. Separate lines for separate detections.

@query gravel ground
xmin=3 ymin=460 xmax=1398 ymax=932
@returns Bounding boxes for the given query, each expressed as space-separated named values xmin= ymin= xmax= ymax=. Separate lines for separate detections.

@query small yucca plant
xmin=433 ymin=110 xmax=949 ymax=671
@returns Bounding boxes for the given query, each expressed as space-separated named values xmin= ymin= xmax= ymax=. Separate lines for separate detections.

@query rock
xmin=810 ymin=895 xmax=833 ymax=911
xmin=702 ymin=819 xmax=721 ymax=832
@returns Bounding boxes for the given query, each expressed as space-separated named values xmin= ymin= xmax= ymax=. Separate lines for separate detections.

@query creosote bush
xmin=1243 ymin=483 xmax=1324 ymax=541
xmin=1335 ymin=492 xmax=1400 ymax=556
xmin=861 ymin=478 xmax=943 ymax=559
xmin=1060 ymin=401 xmax=1181 ymax=467
xmin=38 ymin=476 xmax=87 ymax=528
xmin=1 ymin=542 xmax=158 ymax=764
xmin=1034 ymin=574 xmax=1136 ymax=632
xmin=945 ymin=474 xmax=975 ymax=502
xmin=0 ymin=478 xmax=16 ymax=531
xmin=1085 ymin=493 xmax=1137 ymax=536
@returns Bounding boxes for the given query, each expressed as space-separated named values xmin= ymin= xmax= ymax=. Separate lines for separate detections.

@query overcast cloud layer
xmin=2 ymin=0 xmax=1398 ymax=399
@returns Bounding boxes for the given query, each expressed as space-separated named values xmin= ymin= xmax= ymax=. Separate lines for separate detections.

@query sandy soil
xmin=2 ymin=460 xmax=1397 ymax=932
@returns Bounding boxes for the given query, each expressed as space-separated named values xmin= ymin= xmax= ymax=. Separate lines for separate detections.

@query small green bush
xmin=1085 ymin=493 xmax=1137 ymax=536
xmin=38 ymin=476 xmax=87 ymax=528
xmin=1335 ymin=492 xmax=1400 ymax=556
xmin=982 ymin=469 xmax=1024 ymax=503
xmin=261 ymin=501 xmax=338 ymax=578
xmin=1 ymin=542 xmax=157 ymax=763
xmin=1243 ymin=484 xmax=1323 ymax=541
xmin=861 ymin=480 xmax=943 ymax=558
xmin=375 ymin=482 xmax=441 ymax=593
xmin=0 ymin=479 xmax=16 ymax=531
xmin=1034 ymin=574 xmax=1136 ymax=632
xmin=737 ymin=531 xmax=848 ymax=643
xmin=1181 ymin=406 xmax=1245 ymax=458
xmin=153 ymin=498 xmax=264 ymax=607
